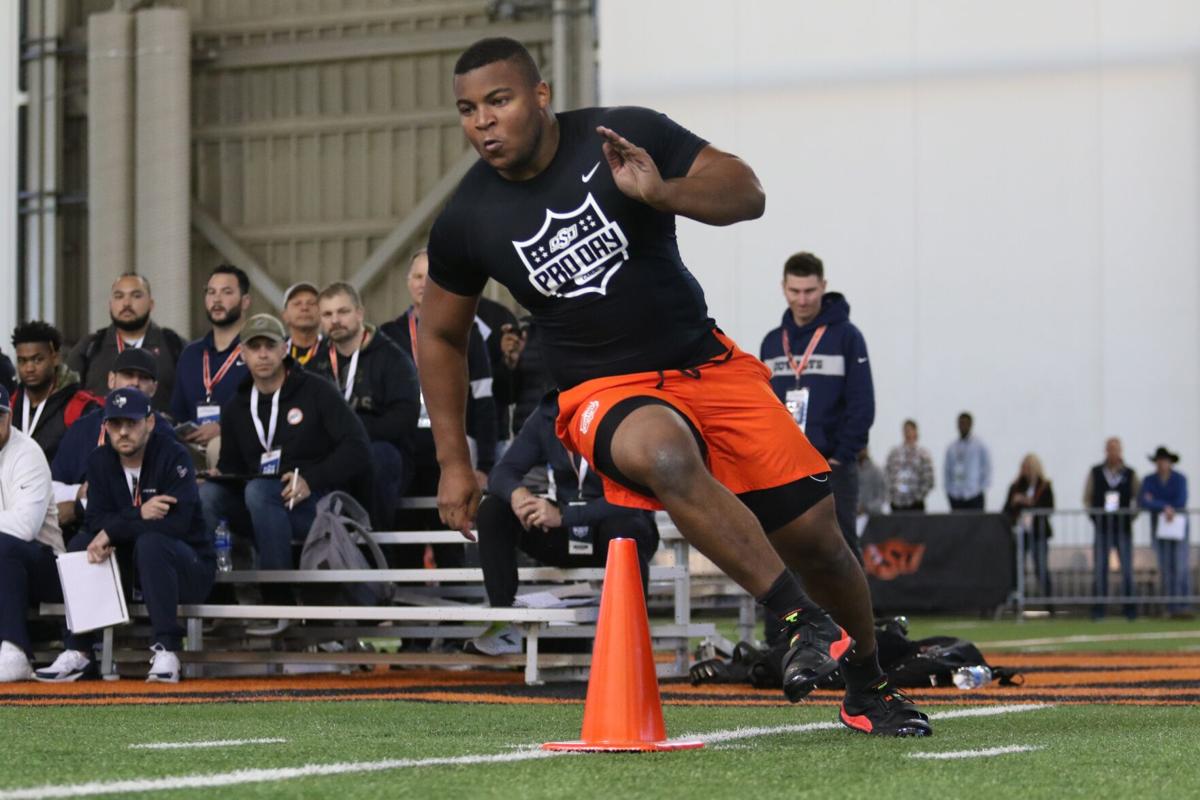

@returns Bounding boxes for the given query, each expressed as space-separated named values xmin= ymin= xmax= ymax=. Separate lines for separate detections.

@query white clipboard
xmin=55 ymin=551 xmax=131 ymax=634
xmin=1157 ymin=514 xmax=1188 ymax=542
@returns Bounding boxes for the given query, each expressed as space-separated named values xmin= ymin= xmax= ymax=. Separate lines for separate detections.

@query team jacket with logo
xmin=216 ymin=366 xmax=372 ymax=500
xmin=427 ymin=106 xmax=721 ymax=390
xmin=84 ymin=433 xmax=211 ymax=559
xmin=758 ymin=292 xmax=875 ymax=465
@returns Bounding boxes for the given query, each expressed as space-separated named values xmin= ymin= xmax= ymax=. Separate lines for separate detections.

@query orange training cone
xmin=543 ymin=537 xmax=704 ymax=752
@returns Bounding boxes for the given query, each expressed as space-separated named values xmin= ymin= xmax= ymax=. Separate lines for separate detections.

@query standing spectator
xmin=171 ymin=265 xmax=252 ymax=468
xmin=35 ymin=387 xmax=213 ymax=683
xmin=0 ymin=385 xmax=63 ymax=682
xmin=1084 ymin=437 xmax=1139 ymax=620
xmin=1140 ymin=446 xmax=1190 ymax=618
xmin=1003 ymin=454 xmax=1055 ymax=598
xmin=856 ymin=448 xmax=886 ymax=520
xmin=381 ymin=249 xmax=497 ymax=496
xmin=11 ymin=322 xmax=102 ymax=463
xmin=885 ymin=420 xmax=935 ymax=512
xmin=1 ymin=349 xmax=17 ymax=394
xmin=66 ymin=273 xmax=184 ymax=413
xmin=944 ymin=412 xmax=991 ymax=510
xmin=198 ymin=314 xmax=370 ymax=630
xmin=280 ymin=281 xmax=322 ymax=366
xmin=470 ymin=392 xmax=658 ymax=655
xmin=309 ymin=282 xmax=420 ymax=527
xmin=759 ymin=252 xmax=874 ymax=559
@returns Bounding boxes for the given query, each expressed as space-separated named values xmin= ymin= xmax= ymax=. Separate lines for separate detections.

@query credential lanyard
xmin=22 ymin=393 xmax=47 ymax=435
xmin=249 ymin=386 xmax=281 ymax=452
xmin=329 ymin=331 xmax=369 ymax=402
xmin=567 ymin=454 xmax=590 ymax=498
xmin=407 ymin=312 xmax=419 ymax=369
xmin=203 ymin=344 xmax=243 ymax=403
xmin=782 ymin=324 xmax=827 ymax=387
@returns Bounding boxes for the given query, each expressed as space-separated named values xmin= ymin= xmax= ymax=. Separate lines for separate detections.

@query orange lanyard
xmin=329 ymin=330 xmax=370 ymax=388
xmin=781 ymin=325 xmax=827 ymax=385
xmin=407 ymin=312 xmax=419 ymax=369
xmin=202 ymin=344 xmax=243 ymax=402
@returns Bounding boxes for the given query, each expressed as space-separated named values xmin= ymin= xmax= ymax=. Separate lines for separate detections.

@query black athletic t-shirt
xmin=428 ymin=106 xmax=724 ymax=389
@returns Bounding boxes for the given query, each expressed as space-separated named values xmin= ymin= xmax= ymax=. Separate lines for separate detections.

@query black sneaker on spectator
xmin=33 ymin=649 xmax=94 ymax=683
xmin=146 ymin=644 xmax=181 ymax=683
xmin=464 ymin=623 xmax=522 ymax=656
xmin=246 ymin=619 xmax=291 ymax=637
xmin=0 ymin=641 xmax=32 ymax=682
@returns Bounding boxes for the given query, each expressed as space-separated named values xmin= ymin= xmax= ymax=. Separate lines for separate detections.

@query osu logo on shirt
xmin=513 ymin=193 xmax=629 ymax=299
xmin=863 ymin=538 xmax=927 ymax=581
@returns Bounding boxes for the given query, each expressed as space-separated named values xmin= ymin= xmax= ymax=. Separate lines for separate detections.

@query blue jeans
xmin=199 ymin=478 xmax=319 ymax=571
xmin=1154 ymin=532 xmax=1191 ymax=614
xmin=1022 ymin=529 xmax=1052 ymax=597
xmin=1092 ymin=516 xmax=1135 ymax=619
xmin=0 ymin=536 xmax=63 ymax=655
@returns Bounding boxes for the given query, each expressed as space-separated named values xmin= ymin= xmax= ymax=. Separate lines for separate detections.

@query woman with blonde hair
xmin=1004 ymin=454 xmax=1056 ymax=598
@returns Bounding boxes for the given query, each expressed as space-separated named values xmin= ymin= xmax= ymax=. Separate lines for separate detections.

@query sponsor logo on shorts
xmin=579 ymin=400 xmax=600 ymax=435
xmin=513 ymin=193 xmax=629 ymax=299
xmin=287 ymin=407 xmax=304 ymax=426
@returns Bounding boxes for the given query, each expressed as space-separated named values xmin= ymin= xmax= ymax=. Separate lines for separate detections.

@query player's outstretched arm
xmin=418 ymin=281 xmax=482 ymax=540
xmin=598 ymin=126 xmax=765 ymax=226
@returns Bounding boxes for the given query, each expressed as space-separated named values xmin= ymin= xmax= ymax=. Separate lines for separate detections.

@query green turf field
xmin=1 ymin=615 xmax=1198 ymax=800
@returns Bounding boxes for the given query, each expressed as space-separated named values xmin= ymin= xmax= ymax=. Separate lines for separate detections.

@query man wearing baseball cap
xmin=50 ymin=348 xmax=178 ymax=533
xmin=281 ymin=281 xmax=322 ymax=366
xmin=198 ymin=314 xmax=370 ymax=629
xmin=0 ymin=384 xmax=64 ymax=682
xmin=36 ymin=387 xmax=213 ymax=683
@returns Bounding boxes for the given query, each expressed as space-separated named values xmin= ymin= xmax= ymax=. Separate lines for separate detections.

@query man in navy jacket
xmin=760 ymin=252 xmax=875 ymax=561
xmin=35 ymin=387 xmax=214 ymax=683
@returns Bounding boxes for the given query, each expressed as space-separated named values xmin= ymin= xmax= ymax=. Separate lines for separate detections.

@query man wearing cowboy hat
xmin=1140 ymin=446 xmax=1191 ymax=618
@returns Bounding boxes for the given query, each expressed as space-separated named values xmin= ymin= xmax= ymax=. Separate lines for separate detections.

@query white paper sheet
xmin=1157 ymin=513 xmax=1188 ymax=542
xmin=55 ymin=551 xmax=130 ymax=633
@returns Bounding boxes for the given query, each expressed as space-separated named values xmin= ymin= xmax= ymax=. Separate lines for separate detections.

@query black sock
xmin=756 ymin=569 xmax=820 ymax=626
xmin=841 ymin=648 xmax=885 ymax=693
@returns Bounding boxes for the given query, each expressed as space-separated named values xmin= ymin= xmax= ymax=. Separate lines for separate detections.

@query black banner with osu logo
xmin=860 ymin=513 xmax=1015 ymax=612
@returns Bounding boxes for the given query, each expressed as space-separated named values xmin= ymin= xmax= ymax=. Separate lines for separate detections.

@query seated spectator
xmin=281 ymin=281 xmax=322 ymax=366
xmin=1140 ymin=446 xmax=1190 ymax=618
xmin=172 ymin=264 xmax=252 ymax=469
xmin=66 ymin=273 xmax=184 ymax=413
xmin=1003 ymin=454 xmax=1055 ymax=598
xmin=475 ymin=295 xmax=524 ymax=458
xmin=509 ymin=318 xmax=553 ymax=435
xmin=50 ymin=348 xmax=176 ymax=534
xmin=35 ymin=387 xmax=213 ymax=684
xmin=885 ymin=419 xmax=934 ymax=512
xmin=856 ymin=448 xmax=886 ymax=534
xmin=468 ymin=391 xmax=659 ymax=656
xmin=308 ymin=281 xmax=420 ymax=527
xmin=0 ymin=349 xmax=15 ymax=394
xmin=11 ymin=321 xmax=101 ymax=463
xmin=0 ymin=385 xmax=63 ymax=682
xmin=198 ymin=314 xmax=370 ymax=628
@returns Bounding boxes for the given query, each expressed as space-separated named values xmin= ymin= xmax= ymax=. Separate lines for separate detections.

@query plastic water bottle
xmin=215 ymin=519 xmax=233 ymax=573
xmin=951 ymin=665 xmax=993 ymax=690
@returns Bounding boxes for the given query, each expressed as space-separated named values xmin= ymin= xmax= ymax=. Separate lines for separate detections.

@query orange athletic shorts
xmin=555 ymin=330 xmax=829 ymax=512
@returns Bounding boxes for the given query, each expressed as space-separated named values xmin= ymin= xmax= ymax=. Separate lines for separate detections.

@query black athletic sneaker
xmin=840 ymin=679 xmax=932 ymax=737
xmin=780 ymin=612 xmax=854 ymax=702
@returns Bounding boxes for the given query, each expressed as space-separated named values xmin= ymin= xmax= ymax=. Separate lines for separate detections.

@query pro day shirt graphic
xmin=428 ymin=107 xmax=719 ymax=389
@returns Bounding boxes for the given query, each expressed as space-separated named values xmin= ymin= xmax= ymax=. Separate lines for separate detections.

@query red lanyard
xmin=781 ymin=325 xmax=827 ymax=383
xmin=329 ymin=330 xmax=370 ymax=386
xmin=407 ymin=312 xmax=419 ymax=369
xmin=202 ymin=344 xmax=243 ymax=402
xmin=130 ymin=473 xmax=141 ymax=507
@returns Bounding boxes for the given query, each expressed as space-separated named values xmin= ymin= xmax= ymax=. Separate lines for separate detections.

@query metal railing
xmin=1011 ymin=508 xmax=1197 ymax=615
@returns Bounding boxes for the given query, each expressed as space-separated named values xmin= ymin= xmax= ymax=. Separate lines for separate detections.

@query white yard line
xmin=908 ymin=745 xmax=1042 ymax=760
xmin=978 ymin=630 xmax=1200 ymax=649
xmin=0 ymin=704 xmax=1053 ymax=800
xmin=128 ymin=739 xmax=287 ymax=751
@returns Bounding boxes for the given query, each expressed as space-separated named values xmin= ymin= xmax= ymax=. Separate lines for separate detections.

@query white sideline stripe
xmin=0 ymin=704 xmax=1053 ymax=799
xmin=128 ymin=739 xmax=287 ymax=751
xmin=978 ymin=630 xmax=1200 ymax=648
xmin=908 ymin=745 xmax=1042 ymax=760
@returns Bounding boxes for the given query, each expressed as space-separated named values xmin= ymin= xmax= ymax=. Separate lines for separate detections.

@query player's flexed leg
xmin=416 ymin=37 xmax=929 ymax=736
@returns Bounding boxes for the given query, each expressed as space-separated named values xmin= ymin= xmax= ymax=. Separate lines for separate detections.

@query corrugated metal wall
xmin=52 ymin=0 xmax=595 ymax=340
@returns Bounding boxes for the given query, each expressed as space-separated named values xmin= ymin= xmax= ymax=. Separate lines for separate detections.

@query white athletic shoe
xmin=246 ymin=619 xmax=291 ymax=637
xmin=146 ymin=644 xmax=181 ymax=683
xmin=0 ymin=641 xmax=32 ymax=682
xmin=33 ymin=648 xmax=93 ymax=683
xmin=464 ymin=623 xmax=522 ymax=656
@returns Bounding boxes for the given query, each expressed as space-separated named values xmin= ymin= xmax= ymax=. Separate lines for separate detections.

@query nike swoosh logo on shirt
xmin=582 ymin=162 xmax=600 ymax=183
xmin=857 ymin=357 xmax=868 ymax=364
